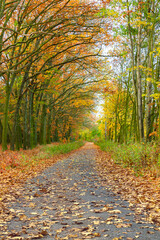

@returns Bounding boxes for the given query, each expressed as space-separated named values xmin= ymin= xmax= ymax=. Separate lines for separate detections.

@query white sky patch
xmin=94 ymin=96 xmax=104 ymax=120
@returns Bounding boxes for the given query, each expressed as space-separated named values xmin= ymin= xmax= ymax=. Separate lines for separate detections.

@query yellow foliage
xmin=150 ymin=93 xmax=160 ymax=100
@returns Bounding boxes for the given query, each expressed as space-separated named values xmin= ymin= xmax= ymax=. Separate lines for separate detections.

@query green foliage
xmin=43 ymin=141 xmax=84 ymax=155
xmin=95 ymin=140 xmax=117 ymax=152
xmin=96 ymin=140 xmax=160 ymax=176
xmin=0 ymin=141 xmax=84 ymax=174
xmin=80 ymin=126 xmax=101 ymax=142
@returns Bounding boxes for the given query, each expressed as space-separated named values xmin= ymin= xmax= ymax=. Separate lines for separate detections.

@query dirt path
xmin=0 ymin=142 xmax=160 ymax=239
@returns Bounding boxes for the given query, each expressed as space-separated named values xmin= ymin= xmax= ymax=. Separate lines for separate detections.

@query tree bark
xmin=2 ymin=86 xmax=10 ymax=150
xmin=137 ymin=19 xmax=144 ymax=141
xmin=146 ymin=0 xmax=155 ymax=141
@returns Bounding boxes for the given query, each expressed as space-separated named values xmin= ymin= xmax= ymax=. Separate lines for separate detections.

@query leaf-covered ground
xmin=0 ymin=144 xmax=80 ymax=216
xmin=0 ymin=142 xmax=160 ymax=239
xmin=96 ymin=147 xmax=160 ymax=227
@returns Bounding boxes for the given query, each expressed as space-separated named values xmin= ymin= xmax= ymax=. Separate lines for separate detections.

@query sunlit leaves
xmin=0 ymin=0 xmax=113 ymax=149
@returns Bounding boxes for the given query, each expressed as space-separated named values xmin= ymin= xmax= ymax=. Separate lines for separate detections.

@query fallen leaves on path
xmin=0 ymin=144 xmax=80 ymax=217
xmin=1 ymin=142 xmax=160 ymax=239
xmin=96 ymin=147 xmax=160 ymax=227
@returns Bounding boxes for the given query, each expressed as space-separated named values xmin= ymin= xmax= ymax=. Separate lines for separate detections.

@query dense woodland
xmin=0 ymin=0 xmax=160 ymax=152
xmin=0 ymin=0 xmax=110 ymax=150
xmin=0 ymin=2 xmax=160 ymax=234
xmin=99 ymin=0 xmax=160 ymax=144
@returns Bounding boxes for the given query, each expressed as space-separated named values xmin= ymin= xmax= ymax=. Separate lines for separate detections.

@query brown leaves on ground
xmin=0 ymin=144 xmax=78 ymax=214
xmin=96 ymin=147 xmax=160 ymax=227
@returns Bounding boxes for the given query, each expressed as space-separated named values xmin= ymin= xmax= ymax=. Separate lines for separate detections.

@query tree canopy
xmin=0 ymin=0 xmax=159 ymax=150
xmin=0 ymin=0 xmax=112 ymax=150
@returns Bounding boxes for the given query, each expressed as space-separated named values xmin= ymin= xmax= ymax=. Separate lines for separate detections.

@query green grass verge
xmin=0 ymin=141 xmax=85 ymax=174
xmin=95 ymin=140 xmax=160 ymax=177
xmin=42 ymin=141 xmax=84 ymax=156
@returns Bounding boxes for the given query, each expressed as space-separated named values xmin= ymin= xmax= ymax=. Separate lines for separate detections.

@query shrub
xmin=95 ymin=140 xmax=160 ymax=177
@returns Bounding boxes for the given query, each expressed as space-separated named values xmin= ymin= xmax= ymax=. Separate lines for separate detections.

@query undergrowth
xmin=96 ymin=140 xmax=160 ymax=178
xmin=0 ymin=141 xmax=84 ymax=173
xmin=42 ymin=141 xmax=84 ymax=155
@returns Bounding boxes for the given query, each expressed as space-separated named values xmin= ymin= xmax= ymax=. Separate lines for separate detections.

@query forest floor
xmin=0 ymin=142 xmax=160 ymax=239
xmin=0 ymin=143 xmax=80 ymax=210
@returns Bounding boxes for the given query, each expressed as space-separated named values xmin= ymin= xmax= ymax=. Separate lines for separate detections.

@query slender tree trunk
xmin=53 ymin=118 xmax=59 ymax=142
xmin=46 ymin=107 xmax=52 ymax=144
xmin=28 ymin=90 xmax=34 ymax=149
xmin=137 ymin=20 xmax=144 ymax=141
xmin=131 ymin=101 xmax=138 ymax=141
xmin=127 ymin=0 xmax=139 ymax=140
xmin=146 ymin=79 xmax=152 ymax=141
xmin=146 ymin=1 xmax=154 ymax=141
xmin=0 ymin=119 xmax=3 ymax=144
xmin=40 ymin=103 xmax=47 ymax=145
xmin=2 ymin=86 xmax=10 ymax=150
xmin=154 ymin=57 xmax=160 ymax=141
xmin=11 ymin=99 xmax=21 ymax=150
xmin=23 ymin=89 xmax=28 ymax=150
xmin=67 ymin=125 xmax=72 ymax=140
xmin=105 ymin=115 xmax=107 ymax=141
xmin=15 ymin=113 xmax=21 ymax=150
xmin=124 ymin=92 xmax=129 ymax=143
xmin=158 ymin=97 xmax=160 ymax=143
xmin=34 ymin=120 xmax=38 ymax=147
xmin=114 ymin=94 xmax=119 ymax=142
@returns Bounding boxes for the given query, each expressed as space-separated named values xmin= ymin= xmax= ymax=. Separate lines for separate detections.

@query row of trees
xmin=100 ymin=0 xmax=160 ymax=143
xmin=0 ymin=0 xmax=112 ymax=150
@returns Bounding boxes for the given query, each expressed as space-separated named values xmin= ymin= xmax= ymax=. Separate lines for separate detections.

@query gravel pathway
xmin=0 ymin=142 xmax=160 ymax=239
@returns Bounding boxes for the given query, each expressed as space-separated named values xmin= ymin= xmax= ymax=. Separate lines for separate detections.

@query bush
xmin=43 ymin=141 xmax=84 ymax=155
xmin=0 ymin=151 xmax=20 ymax=173
xmin=95 ymin=140 xmax=160 ymax=177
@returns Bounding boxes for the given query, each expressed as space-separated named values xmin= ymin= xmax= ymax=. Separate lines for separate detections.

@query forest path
xmin=0 ymin=142 xmax=159 ymax=239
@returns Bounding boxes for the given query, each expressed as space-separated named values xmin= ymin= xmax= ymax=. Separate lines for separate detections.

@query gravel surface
xmin=0 ymin=142 xmax=160 ymax=239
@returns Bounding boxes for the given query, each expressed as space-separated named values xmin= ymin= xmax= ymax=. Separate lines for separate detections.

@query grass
xmin=0 ymin=141 xmax=84 ymax=173
xmin=42 ymin=141 xmax=84 ymax=155
xmin=0 ymin=141 xmax=85 ymax=199
xmin=95 ymin=140 xmax=160 ymax=178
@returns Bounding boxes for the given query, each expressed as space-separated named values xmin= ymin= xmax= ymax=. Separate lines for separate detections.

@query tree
xmin=99 ymin=0 xmax=160 ymax=142
xmin=0 ymin=0 xmax=112 ymax=150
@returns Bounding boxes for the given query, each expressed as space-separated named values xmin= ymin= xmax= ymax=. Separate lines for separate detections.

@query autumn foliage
xmin=0 ymin=0 xmax=111 ymax=150
xmin=98 ymin=0 xmax=160 ymax=143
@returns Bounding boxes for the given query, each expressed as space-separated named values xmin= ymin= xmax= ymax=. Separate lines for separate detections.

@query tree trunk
xmin=46 ymin=108 xmax=52 ymax=144
xmin=158 ymin=97 xmax=160 ymax=143
xmin=2 ymin=86 xmax=10 ymax=150
xmin=28 ymin=90 xmax=34 ymax=149
xmin=40 ymin=103 xmax=47 ymax=145
xmin=137 ymin=21 xmax=144 ymax=141
xmin=53 ymin=118 xmax=59 ymax=142
xmin=0 ymin=119 xmax=3 ymax=144
xmin=23 ymin=89 xmax=28 ymax=149
xmin=114 ymin=94 xmax=119 ymax=142
xmin=105 ymin=116 xmax=107 ymax=140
